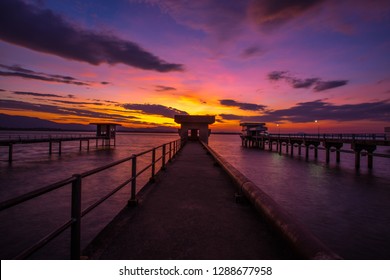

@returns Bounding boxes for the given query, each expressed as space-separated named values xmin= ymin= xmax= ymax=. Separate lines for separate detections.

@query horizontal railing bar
xmin=80 ymin=155 xmax=134 ymax=178
xmin=0 ymin=177 xmax=75 ymax=211
xmin=136 ymin=162 xmax=153 ymax=178
xmin=134 ymin=148 xmax=154 ymax=157
xmin=13 ymin=219 xmax=74 ymax=260
xmin=81 ymin=177 xmax=134 ymax=217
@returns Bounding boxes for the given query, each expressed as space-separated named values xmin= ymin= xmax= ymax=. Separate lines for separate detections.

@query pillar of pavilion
xmin=174 ymin=115 xmax=215 ymax=144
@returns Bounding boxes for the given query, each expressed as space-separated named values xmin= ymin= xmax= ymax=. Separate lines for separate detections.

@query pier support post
xmin=325 ymin=142 xmax=343 ymax=164
xmin=305 ymin=146 xmax=309 ymax=160
xmin=366 ymin=146 xmax=376 ymax=169
xmin=49 ymin=141 xmax=52 ymax=155
xmin=290 ymin=143 xmax=294 ymax=156
xmin=336 ymin=149 xmax=341 ymax=163
xmin=368 ymin=153 xmax=374 ymax=169
xmin=8 ymin=144 xmax=13 ymax=163
xmin=352 ymin=143 xmax=376 ymax=169
xmin=325 ymin=148 xmax=330 ymax=163
xmin=354 ymin=150 xmax=361 ymax=169
xmin=59 ymin=141 xmax=62 ymax=155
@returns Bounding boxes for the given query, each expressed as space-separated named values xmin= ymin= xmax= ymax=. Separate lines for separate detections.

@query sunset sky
xmin=0 ymin=0 xmax=389 ymax=133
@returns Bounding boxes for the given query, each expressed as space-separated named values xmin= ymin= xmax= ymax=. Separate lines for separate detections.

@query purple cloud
xmin=219 ymin=99 xmax=267 ymax=111
xmin=219 ymin=99 xmax=390 ymax=123
xmin=122 ymin=103 xmax=188 ymax=118
xmin=268 ymin=70 xmax=348 ymax=92
xmin=0 ymin=64 xmax=91 ymax=86
xmin=155 ymin=85 xmax=177 ymax=92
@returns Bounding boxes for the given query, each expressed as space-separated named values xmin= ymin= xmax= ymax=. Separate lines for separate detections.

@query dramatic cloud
xmin=219 ymin=99 xmax=390 ymax=123
xmin=268 ymin=70 xmax=348 ymax=91
xmin=0 ymin=0 xmax=183 ymax=72
xmin=0 ymin=99 xmax=138 ymax=122
xmin=219 ymin=99 xmax=267 ymax=111
xmin=155 ymin=85 xmax=177 ymax=92
xmin=122 ymin=104 xmax=188 ymax=118
xmin=268 ymin=99 xmax=390 ymax=122
xmin=0 ymin=64 xmax=90 ymax=86
xmin=248 ymin=0 xmax=326 ymax=28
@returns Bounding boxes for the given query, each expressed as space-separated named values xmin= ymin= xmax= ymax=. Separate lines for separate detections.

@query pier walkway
xmin=84 ymin=141 xmax=299 ymax=260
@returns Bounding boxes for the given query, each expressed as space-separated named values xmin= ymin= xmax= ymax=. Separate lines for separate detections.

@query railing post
xmin=169 ymin=142 xmax=172 ymax=161
xmin=71 ymin=174 xmax=82 ymax=260
xmin=150 ymin=148 xmax=156 ymax=182
xmin=8 ymin=144 xmax=13 ymax=163
xmin=162 ymin=144 xmax=166 ymax=170
xmin=128 ymin=155 xmax=138 ymax=206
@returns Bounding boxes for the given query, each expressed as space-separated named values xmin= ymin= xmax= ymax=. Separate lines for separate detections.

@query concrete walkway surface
xmin=84 ymin=141 xmax=299 ymax=259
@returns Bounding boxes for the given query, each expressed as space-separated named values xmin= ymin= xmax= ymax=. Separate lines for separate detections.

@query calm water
xmin=0 ymin=132 xmax=389 ymax=259
xmin=209 ymin=134 xmax=390 ymax=260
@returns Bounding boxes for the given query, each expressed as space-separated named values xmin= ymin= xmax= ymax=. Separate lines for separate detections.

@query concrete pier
xmin=241 ymin=133 xmax=389 ymax=169
xmin=84 ymin=141 xmax=300 ymax=260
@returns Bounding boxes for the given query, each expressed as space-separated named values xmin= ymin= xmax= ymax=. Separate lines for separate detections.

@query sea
xmin=0 ymin=131 xmax=389 ymax=260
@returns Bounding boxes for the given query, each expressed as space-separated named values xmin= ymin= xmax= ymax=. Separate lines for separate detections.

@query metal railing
xmin=0 ymin=138 xmax=183 ymax=259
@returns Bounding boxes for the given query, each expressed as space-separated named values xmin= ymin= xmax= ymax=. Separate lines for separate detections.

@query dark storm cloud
xmin=249 ymin=0 xmax=326 ymax=28
xmin=219 ymin=99 xmax=390 ymax=123
xmin=0 ymin=0 xmax=183 ymax=72
xmin=219 ymin=99 xmax=267 ymax=111
xmin=155 ymin=85 xmax=177 ymax=92
xmin=122 ymin=104 xmax=188 ymax=118
xmin=268 ymin=70 xmax=348 ymax=92
xmin=0 ymin=64 xmax=90 ymax=86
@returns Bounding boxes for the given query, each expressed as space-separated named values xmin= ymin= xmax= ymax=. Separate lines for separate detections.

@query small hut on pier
xmin=90 ymin=123 xmax=119 ymax=146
